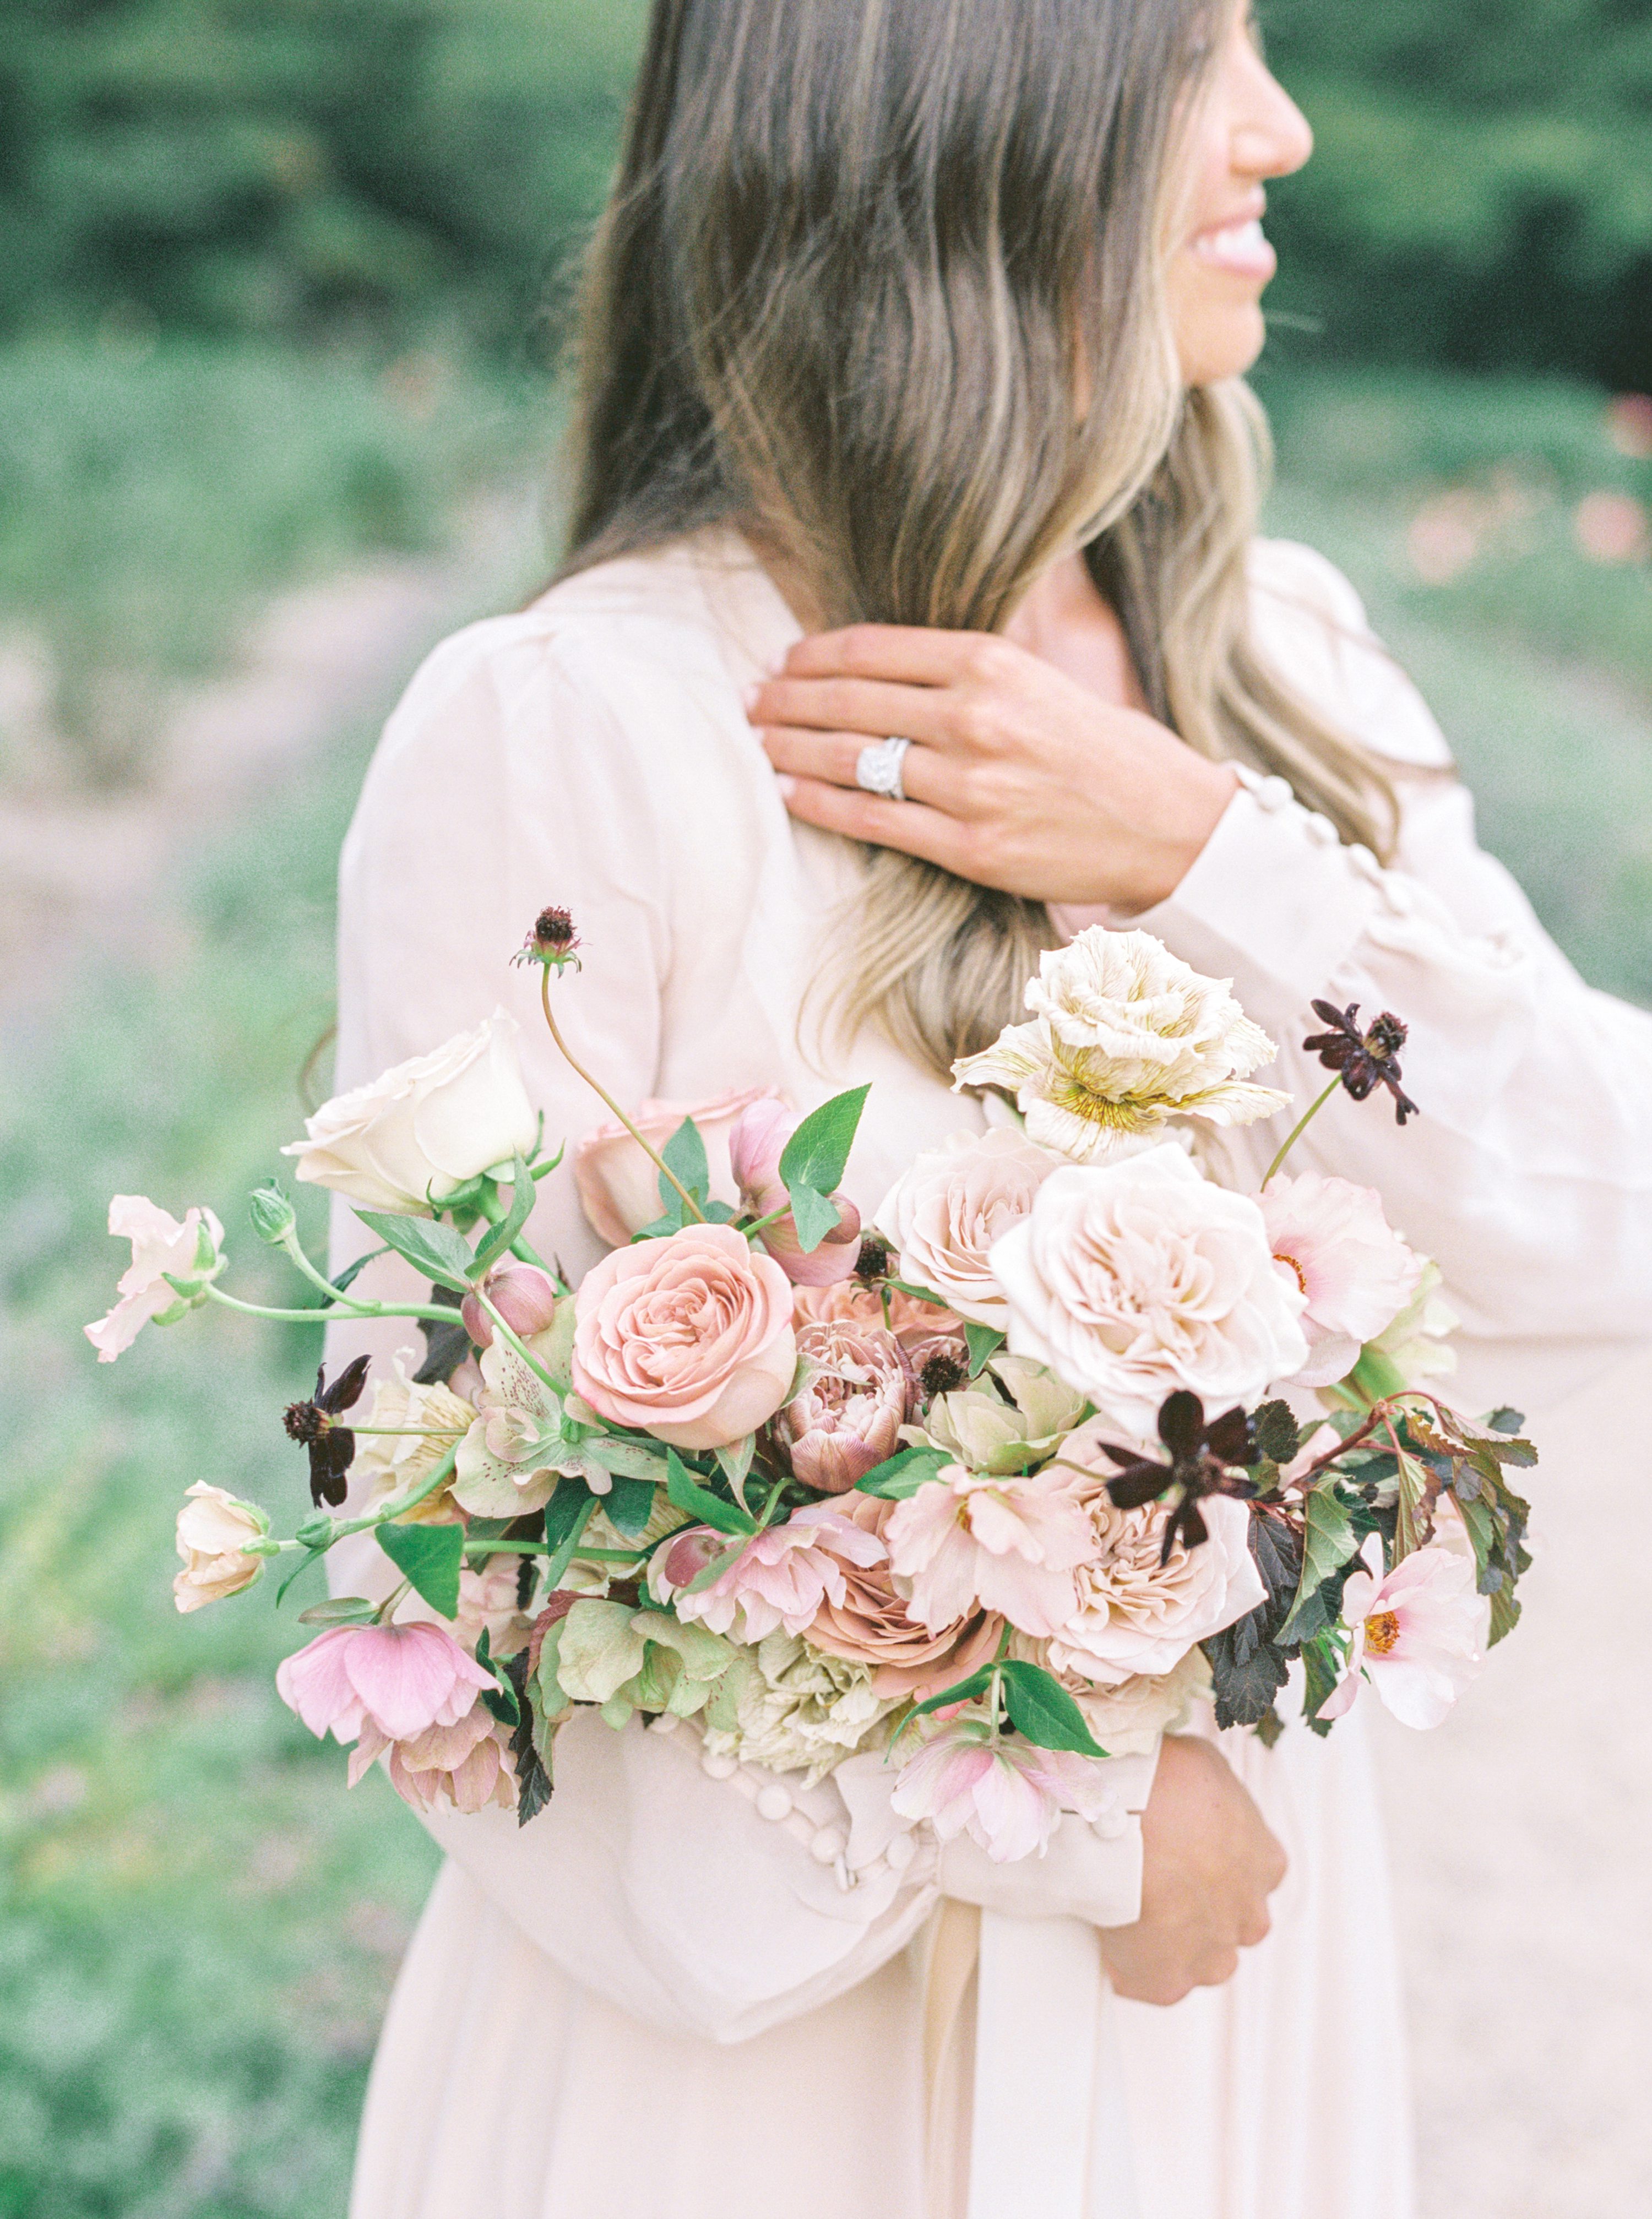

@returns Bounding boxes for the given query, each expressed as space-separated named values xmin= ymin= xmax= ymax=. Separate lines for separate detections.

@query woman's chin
xmin=1173 ymin=300 xmax=1268 ymax=389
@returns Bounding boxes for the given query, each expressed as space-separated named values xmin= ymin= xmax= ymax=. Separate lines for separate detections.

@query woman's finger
xmin=781 ymin=624 xmax=1004 ymax=687
xmin=747 ymin=673 xmax=963 ymax=748
xmin=757 ymin=724 xmax=953 ymax=807
xmin=775 ymin=773 xmax=971 ymax=873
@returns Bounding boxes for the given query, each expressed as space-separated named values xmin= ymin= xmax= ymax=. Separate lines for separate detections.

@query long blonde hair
xmin=558 ymin=0 xmax=1395 ymax=1080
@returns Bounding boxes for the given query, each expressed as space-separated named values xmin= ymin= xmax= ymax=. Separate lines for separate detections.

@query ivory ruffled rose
xmin=873 ymin=1127 xmax=1063 ymax=1326
xmin=990 ymin=1144 xmax=1309 ymax=1443
xmin=282 ymin=1011 xmax=538 ymax=1215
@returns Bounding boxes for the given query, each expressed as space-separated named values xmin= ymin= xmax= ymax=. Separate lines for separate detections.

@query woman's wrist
xmin=1105 ymin=753 xmax=1240 ymax=915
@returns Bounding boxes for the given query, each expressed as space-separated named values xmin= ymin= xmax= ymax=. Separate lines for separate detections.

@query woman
xmin=329 ymin=1 xmax=1652 ymax=2214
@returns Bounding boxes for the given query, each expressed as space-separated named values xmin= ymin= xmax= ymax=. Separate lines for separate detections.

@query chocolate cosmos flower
xmin=284 ymin=1354 xmax=371 ymax=1508
xmin=1095 ymin=1390 xmax=1257 ymax=1563
xmin=1302 ymin=1000 xmax=1419 ymax=1125
xmin=514 ymin=905 xmax=582 ymax=973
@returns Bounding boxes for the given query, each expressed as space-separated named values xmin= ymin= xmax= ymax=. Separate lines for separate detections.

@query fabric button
xmin=885 ymin=1831 xmax=917 ymax=1872
xmin=647 ymin=1711 xmax=680 ymax=1735
xmin=1302 ymin=812 xmax=1339 ymax=847
xmin=1382 ymin=879 xmax=1415 ymax=916
xmin=809 ymin=1826 xmax=847 ymax=1864
xmin=700 ymin=1749 xmax=739 ymax=1780
xmin=756 ymin=1783 xmax=794 ymax=1823
xmin=1255 ymin=775 xmax=1293 ymax=813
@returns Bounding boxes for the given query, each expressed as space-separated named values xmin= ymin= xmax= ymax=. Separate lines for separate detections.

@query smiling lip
xmin=1188 ymin=215 xmax=1276 ymax=280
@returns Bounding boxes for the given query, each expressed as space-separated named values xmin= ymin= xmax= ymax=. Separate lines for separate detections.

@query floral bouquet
xmin=91 ymin=911 xmax=1534 ymax=1863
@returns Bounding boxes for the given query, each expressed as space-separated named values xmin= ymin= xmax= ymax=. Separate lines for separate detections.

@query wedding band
xmin=855 ymin=736 xmax=912 ymax=802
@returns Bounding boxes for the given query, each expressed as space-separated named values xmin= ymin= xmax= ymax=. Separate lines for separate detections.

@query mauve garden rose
xmin=572 ymin=1222 xmax=797 ymax=1451
xmin=276 ymin=1621 xmax=492 ymax=1745
xmin=86 ymin=1196 xmax=225 ymax=1362
xmin=1044 ymin=1426 xmax=1268 ymax=1685
xmin=792 ymin=1282 xmax=970 ymax=1376
xmin=282 ymin=1012 xmax=538 ymax=1215
xmin=990 ymin=1144 xmax=1309 ymax=1444
xmin=1259 ymin=1172 xmax=1423 ymax=1389
xmin=774 ymin=1319 xmax=915 ymax=1493
xmin=572 ymin=1085 xmax=785 ymax=1246
xmin=172 ymin=1482 xmax=269 ymax=1612
xmin=873 ymin=1127 xmax=1063 ymax=1327
xmin=728 ymin=1097 xmax=863 ymax=1286
xmin=805 ymin=1492 xmax=1004 ymax=1698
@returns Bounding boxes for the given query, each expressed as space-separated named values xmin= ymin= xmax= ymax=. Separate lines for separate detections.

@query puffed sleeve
xmin=1135 ymin=541 xmax=1652 ymax=1393
xmin=318 ymin=613 xmax=1153 ymax=2044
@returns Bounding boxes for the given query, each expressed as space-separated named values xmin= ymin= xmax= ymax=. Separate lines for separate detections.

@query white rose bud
xmin=173 ymin=1482 xmax=270 ymax=1612
xmin=281 ymin=1011 xmax=538 ymax=1215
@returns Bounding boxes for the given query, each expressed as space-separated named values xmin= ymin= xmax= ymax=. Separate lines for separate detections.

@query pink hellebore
xmin=892 ymin=1718 xmax=1121 ymax=1863
xmin=1259 ymin=1173 xmax=1423 ymax=1390
xmin=729 ymin=1098 xmax=863 ymax=1287
xmin=655 ymin=1503 xmax=887 ymax=1641
xmin=1320 ymin=1537 xmax=1485 ymax=1730
xmin=348 ymin=1706 xmax=515 ymax=1814
xmin=884 ymin=1466 xmax=1090 ymax=1637
xmin=275 ymin=1620 xmax=493 ymax=1745
xmin=85 ymin=1196 xmax=225 ymax=1362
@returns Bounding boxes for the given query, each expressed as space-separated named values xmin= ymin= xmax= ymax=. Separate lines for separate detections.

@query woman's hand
xmin=1097 ymin=1734 xmax=1287 ymax=2005
xmin=748 ymin=624 xmax=1237 ymax=913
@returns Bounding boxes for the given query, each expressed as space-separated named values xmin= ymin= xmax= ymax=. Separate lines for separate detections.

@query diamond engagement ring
xmin=855 ymin=736 xmax=913 ymax=802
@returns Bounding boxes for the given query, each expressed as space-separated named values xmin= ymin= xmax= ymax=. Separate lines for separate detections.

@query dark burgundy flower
xmin=1302 ymin=999 xmax=1418 ymax=1124
xmin=1095 ymin=1390 xmax=1257 ymax=1563
xmin=919 ymin=1350 xmax=970 ymax=1399
xmin=514 ymin=905 xmax=582 ymax=972
xmin=284 ymin=1354 xmax=370 ymax=1508
xmin=854 ymin=1234 xmax=893 ymax=1284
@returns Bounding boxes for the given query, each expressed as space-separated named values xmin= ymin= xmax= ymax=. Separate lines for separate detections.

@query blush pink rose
xmin=884 ymin=1465 xmax=1091 ymax=1636
xmin=572 ymin=1086 xmax=785 ymax=1246
xmin=570 ymin=1222 xmax=797 ymax=1450
xmin=1259 ymin=1173 xmax=1424 ymax=1389
xmin=729 ymin=1097 xmax=863 ymax=1286
xmin=774 ymin=1319 xmax=915 ymax=1493
xmin=275 ymin=1621 xmax=492 ymax=1745
xmin=805 ymin=1492 xmax=1004 ymax=1698
xmin=654 ymin=1502 xmax=887 ymax=1640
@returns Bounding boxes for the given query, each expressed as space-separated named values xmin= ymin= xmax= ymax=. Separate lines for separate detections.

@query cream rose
xmin=872 ymin=1128 xmax=1063 ymax=1327
xmin=282 ymin=1011 xmax=538 ymax=1214
xmin=952 ymin=927 xmax=1287 ymax=1163
xmin=1043 ymin=1435 xmax=1267 ymax=1684
xmin=990 ymin=1144 xmax=1309 ymax=1442
xmin=172 ymin=1482 xmax=269 ymax=1612
xmin=571 ymin=1222 xmax=797 ymax=1450
xmin=572 ymin=1086 xmax=786 ymax=1246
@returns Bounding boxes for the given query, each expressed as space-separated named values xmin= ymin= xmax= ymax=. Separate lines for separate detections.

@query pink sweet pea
xmin=1259 ymin=1173 xmax=1423 ymax=1390
xmin=892 ymin=1718 xmax=1121 ymax=1862
xmin=1320 ymin=1537 xmax=1485 ymax=1729
xmin=729 ymin=1098 xmax=863 ymax=1287
xmin=85 ymin=1196 xmax=225 ymax=1362
xmin=654 ymin=1503 xmax=887 ymax=1640
xmin=884 ymin=1465 xmax=1090 ymax=1636
xmin=275 ymin=1621 xmax=492 ymax=1745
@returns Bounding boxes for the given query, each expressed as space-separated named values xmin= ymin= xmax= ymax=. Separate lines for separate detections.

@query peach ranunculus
xmin=990 ymin=1144 xmax=1309 ymax=1445
xmin=872 ymin=1128 xmax=1064 ymax=1328
xmin=572 ymin=1086 xmax=786 ymax=1247
xmin=729 ymin=1097 xmax=863 ymax=1286
xmin=805 ymin=1492 xmax=1004 ymax=1698
xmin=884 ymin=1464 xmax=1091 ymax=1636
xmin=572 ymin=1222 xmax=797 ymax=1450
xmin=172 ymin=1482 xmax=269 ymax=1612
xmin=282 ymin=1011 xmax=539 ymax=1215
xmin=654 ymin=1502 xmax=887 ymax=1640
xmin=792 ymin=1282 xmax=969 ymax=1377
xmin=86 ymin=1196 xmax=226 ymax=1362
xmin=1042 ymin=1427 xmax=1267 ymax=1685
xmin=1259 ymin=1173 xmax=1423 ymax=1390
xmin=349 ymin=1707 xmax=517 ymax=1814
xmin=891 ymin=1717 xmax=1123 ymax=1863
xmin=774 ymin=1319 xmax=915 ymax=1493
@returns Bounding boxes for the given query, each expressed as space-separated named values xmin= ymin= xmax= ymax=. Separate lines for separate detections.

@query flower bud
xmin=294 ymin=1511 xmax=337 ymax=1550
xmin=461 ymin=1261 xmax=562 ymax=1348
xmin=173 ymin=1483 xmax=270 ymax=1613
xmin=248 ymin=1184 xmax=297 ymax=1246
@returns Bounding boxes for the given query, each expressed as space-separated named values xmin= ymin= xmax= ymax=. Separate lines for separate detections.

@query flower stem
xmin=1260 ymin=1076 xmax=1340 ymax=1189
xmin=202 ymin=1285 xmax=456 ymax=1325
xmin=476 ymin=1293 xmax=564 ymax=1397
xmin=538 ymin=966 xmax=704 ymax=1224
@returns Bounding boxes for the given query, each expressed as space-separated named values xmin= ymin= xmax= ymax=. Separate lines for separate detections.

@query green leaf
xmin=295 ymin=1594 xmax=378 ymax=1627
xmin=964 ymin=1323 xmax=1007 ymax=1378
xmin=603 ymin=1475 xmax=658 ymax=1539
xmin=1484 ymin=1406 xmax=1526 ymax=1436
xmin=885 ymin=1279 xmax=950 ymax=1308
xmin=1277 ymin=1483 xmax=1359 ymax=1643
xmin=854 ymin=1445 xmax=950 ymax=1500
xmin=662 ymin=1118 xmax=710 ymax=1208
xmin=275 ymin=1548 xmax=327 ymax=1607
xmin=999 ymin=1660 xmax=1108 ymax=1758
xmin=541 ymin=1499 xmax=597 ymax=1592
xmin=1249 ymin=1398 xmax=1302 ymax=1467
xmin=1300 ymin=1631 xmax=1343 ymax=1735
xmin=330 ymin=1243 xmax=390 ymax=1295
xmin=1394 ymin=1449 xmax=1431 ymax=1560
xmin=471 ymin=1156 xmax=537 ymax=1276
xmin=355 ymin=1209 xmax=479 ymax=1292
xmin=786 ymin=1182 xmax=841 ymax=1255
xmin=376 ymin=1521 xmax=464 ymax=1619
xmin=892 ymin=1665 xmax=997 ymax=1747
xmin=665 ymin=1449 xmax=756 ymax=1537
xmin=714 ymin=1433 xmax=757 ymax=1514
xmin=544 ymin=1473 xmax=596 ymax=1556
xmin=778 ymin=1084 xmax=871 ymax=1200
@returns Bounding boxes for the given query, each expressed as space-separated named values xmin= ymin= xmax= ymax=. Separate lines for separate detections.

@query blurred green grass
xmin=2 ymin=351 xmax=1651 ymax=2216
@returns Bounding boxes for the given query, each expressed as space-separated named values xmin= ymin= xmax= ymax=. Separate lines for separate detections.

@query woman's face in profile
xmin=1165 ymin=3 xmax=1314 ymax=388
